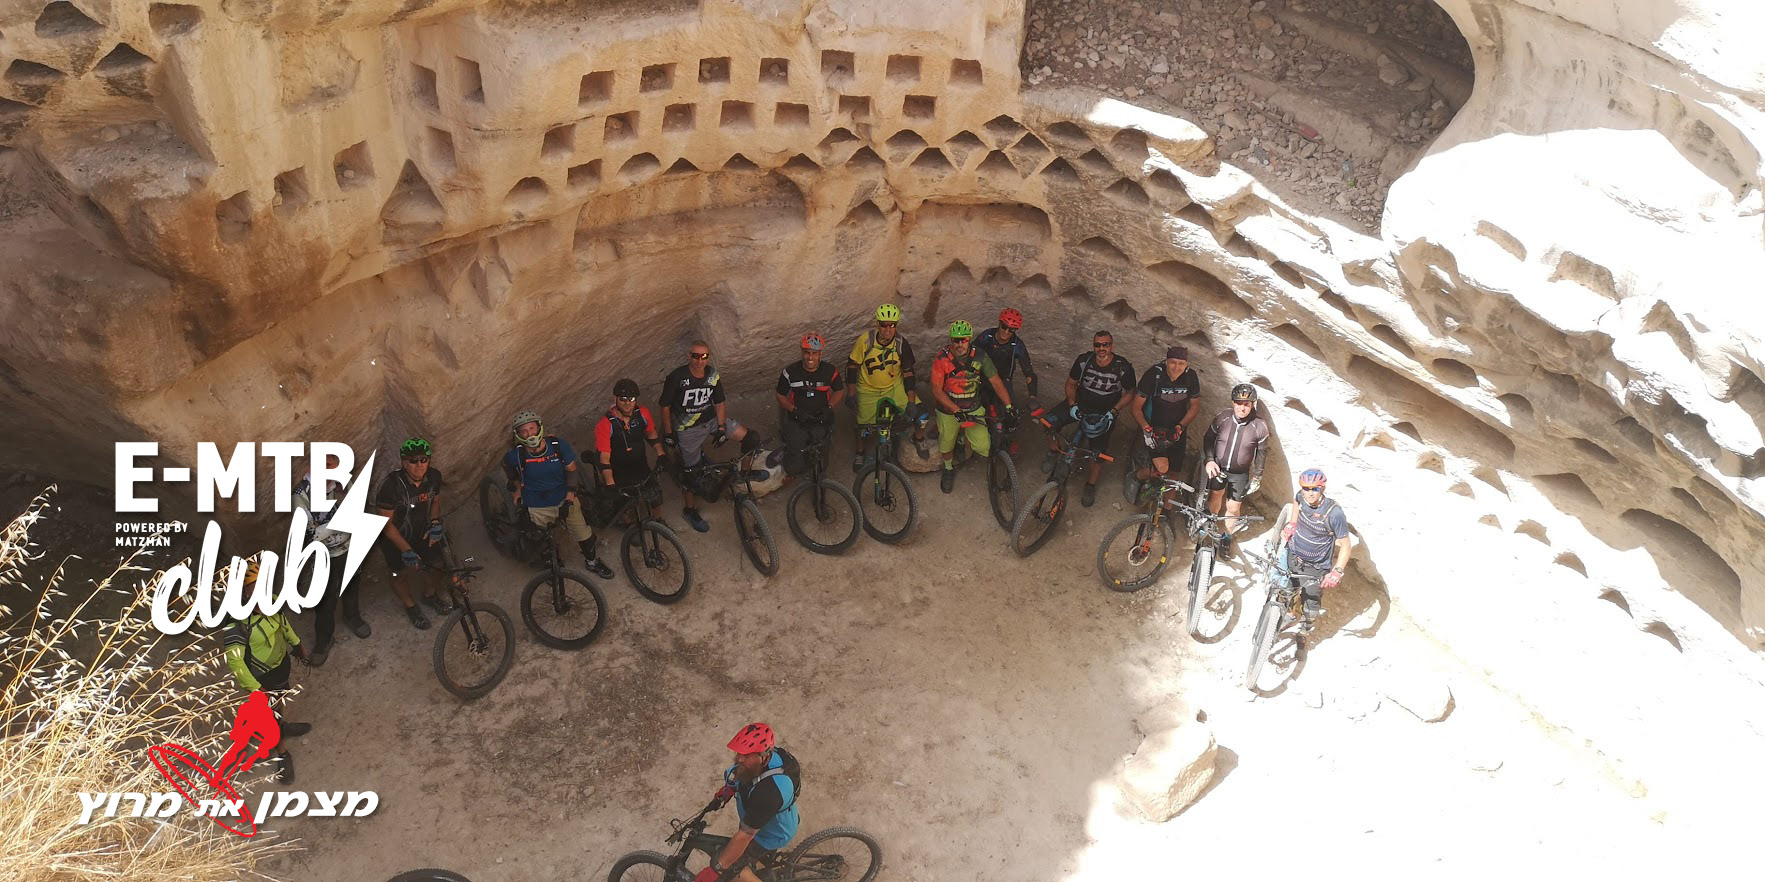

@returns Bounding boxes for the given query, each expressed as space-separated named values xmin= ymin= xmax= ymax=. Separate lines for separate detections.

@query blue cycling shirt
xmin=502 ymin=438 xmax=577 ymax=508
xmin=724 ymin=752 xmax=799 ymax=851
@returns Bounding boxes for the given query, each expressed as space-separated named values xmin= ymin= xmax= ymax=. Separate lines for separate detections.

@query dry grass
xmin=0 ymin=489 xmax=297 ymax=882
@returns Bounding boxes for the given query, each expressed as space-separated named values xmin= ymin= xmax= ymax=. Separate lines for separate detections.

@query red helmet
xmin=998 ymin=308 xmax=1024 ymax=330
xmin=727 ymin=722 xmax=775 ymax=753
xmin=800 ymin=332 xmax=825 ymax=352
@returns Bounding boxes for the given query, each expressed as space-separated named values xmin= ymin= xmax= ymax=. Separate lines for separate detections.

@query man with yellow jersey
xmin=845 ymin=303 xmax=924 ymax=471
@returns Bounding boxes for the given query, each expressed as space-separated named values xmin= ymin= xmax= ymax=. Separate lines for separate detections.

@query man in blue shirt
xmin=698 ymin=723 xmax=800 ymax=882
xmin=1270 ymin=468 xmax=1352 ymax=631
xmin=501 ymin=409 xmax=614 ymax=580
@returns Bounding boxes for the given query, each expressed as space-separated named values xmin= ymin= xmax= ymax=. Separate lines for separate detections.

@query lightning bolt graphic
xmin=331 ymin=451 xmax=389 ymax=592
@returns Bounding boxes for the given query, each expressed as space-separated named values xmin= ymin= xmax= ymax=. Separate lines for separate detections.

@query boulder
xmin=1120 ymin=703 xmax=1218 ymax=822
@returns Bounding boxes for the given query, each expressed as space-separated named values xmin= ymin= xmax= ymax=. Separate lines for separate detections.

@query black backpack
xmin=754 ymin=747 xmax=803 ymax=810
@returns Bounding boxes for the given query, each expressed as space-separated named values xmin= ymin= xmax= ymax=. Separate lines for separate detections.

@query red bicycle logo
xmin=147 ymin=690 xmax=281 ymax=837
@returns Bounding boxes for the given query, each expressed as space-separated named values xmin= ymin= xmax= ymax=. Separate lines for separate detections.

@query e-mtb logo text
xmin=115 ymin=441 xmax=389 ymax=636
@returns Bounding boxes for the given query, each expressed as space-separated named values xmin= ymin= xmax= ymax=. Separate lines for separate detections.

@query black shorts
xmin=1207 ymin=470 xmax=1252 ymax=500
xmin=380 ymin=537 xmax=446 ymax=574
xmin=1144 ymin=433 xmax=1187 ymax=469
xmin=1045 ymin=408 xmax=1116 ymax=452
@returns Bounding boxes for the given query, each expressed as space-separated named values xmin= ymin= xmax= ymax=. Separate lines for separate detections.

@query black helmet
xmin=613 ymin=378 xmax=641 ymax=399
xmin=1230 ymin=383 xmax=1258 ymax=403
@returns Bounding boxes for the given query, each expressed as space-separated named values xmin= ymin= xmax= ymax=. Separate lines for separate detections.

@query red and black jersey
xmin=595 ymin=406 xmax=656 ymax=472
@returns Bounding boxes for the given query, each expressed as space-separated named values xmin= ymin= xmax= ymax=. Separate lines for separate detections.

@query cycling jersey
xmin=932 ymin=345 xmax=998 ymax=405
xmin=660 ymin=364 xmax=726 ymax=430
xmin=222 ymin=612 xmax=299 ymax=692
xmin=292 ymin=478 xmax=348 ymax=558
xmin=777 ymin=361 xmax=844 ymax=423
xmin=1200 ymin=409 xmax=1270 ymax=474
xmin=374 ymin=467 xmax=443 ymax=540
xmin=725 ymin=752 xmax=800 ymax=851
xmin=1069 ymin=352 xmax=1135 ymax=413
xmin=501 ymin=438 xmax=576 ymax=508
xmin=1289 ymin=494 xmax=1349 ymax=565
xmin=975 ymin=328 xmax=1034 ymax=382
xmin=848 ymin=330 xmax=917 ymax=394
xmin=595 ymin=406 xmax=656 ymax=475
xmin=1137 ymin=365 xmax=1201 ymax=428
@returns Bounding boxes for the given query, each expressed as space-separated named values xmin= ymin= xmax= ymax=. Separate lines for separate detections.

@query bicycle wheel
xmin=735 ymin=497 xmax=780 ymax=576
xmin=1186 ymin=544 xmax=1216 ymax=638
xmin=1244 ymin=596 xmax=1283 ymax=691
xmin=478 ymin=475 xmax=518 ymax=557
xmin=1096 ymin=513 xmax=1176 ymax=592
xmin=608 ymin=850 xmax=688 ymax=882
xmin=786 ymin=479 xmax=862 ymax=554
xmin=519 ymin=569 xmax=608 ymax=648
xmin=620 ymin=521 xmax=692 ymax=604
xmin=1008 ymin=480 xmax=1064 ymax=558
xmin=987 ymin=450 xmax=1020 ymax=531
xmin=387 ymin=871 xmax=474 ymax=882
xmin=432 ymin=603 xmax=515 ymax=700
xmin=853 ymin=461 xmax=917 ymax=544
xmin=782 ymin=827 xmax=882 ymax=882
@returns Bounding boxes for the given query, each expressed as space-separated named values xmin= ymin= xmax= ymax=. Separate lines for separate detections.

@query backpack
xmin=754 ymin=747 xmax=803 ymax=811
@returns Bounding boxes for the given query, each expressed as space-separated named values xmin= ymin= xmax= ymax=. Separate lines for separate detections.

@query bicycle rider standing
xmin=974 ymin=307 xmax=1040 ymax=404
xmin=929 ymin=320 xmax=1016 ymax=495
xmin=1128 ymin=345 xmax=1201 ymax=504
xmin=776 ymin=332 xmax=846 ymax=481
xmin=661 ymin=340 xmax=762 ymax=534
xmin=1045 ymin=329 xmax=1136 ymax=508
xmin=1270 ymin=468 xmax=1352 ymax=631
xmin=502 ymin=410 xmax=615 ymax=580
xmin=1201 ymin=384 xmax=1271 ymax=552
xmin=696 ymin=723 xmax=801 ymax=882
xmin=845 ymin=304 xmax=924 ymax=470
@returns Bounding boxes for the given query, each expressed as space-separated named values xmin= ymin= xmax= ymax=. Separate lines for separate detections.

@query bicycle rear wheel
xmin=432 ymin=603 xmax=515 ymax=700
xmin=520 ymin=569 xmax=608 ymax=649
xmin=477 ymin=475 xmax=518 ymax=557
xmin=387 ymin=871 xmax=474 ymax=882
xmin=1186 ymin=544 xmax=1216 ymax=638
xmin=621 ymin=521 xmax=692 ymax=604
xmin=853 ymin=461 xmax=917 ymax=544
xmin=1244 ymin=596 xmax=1283 ymax=691
xmin=782 ymin=827 xmax=882 ymax=882
xmin=1096 ymin=513 xmax=1176 ymax=592
xmin=987 ymin=451 xmax=1020 ymax=531
xmin=608 ymin=850 xmax=689 ymax=882
xmin=735 ymin=497 xmax=780 ymax=576
xmin=786 ymin=479 xmax=862 ymax=554
xmin=1008 ymin=481 xmax=1064 ymax=558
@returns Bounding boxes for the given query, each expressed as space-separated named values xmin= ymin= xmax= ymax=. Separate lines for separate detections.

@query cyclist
xmin=974 ymin=307 xmax=1040 ymax=403
xmin=845 ymin=303 xmax=924 ymax=471
xmin=696 ymin=723 xmax=801 ymax=882
xmin=1128 ymin=345 xmax=1202 ymax=504
xmin=1269 ymin=468 xmax=1352 ymax=630
xmin=221 ymin=559 xmax=310 ymax=784
xmin=595 ymin=379 xmax=668 ymax=525
xmin=292 ymin=468 xmax=368 ymax=665
xmin=929 ymin=320 xmax=1016 ymax=494
xmin=775 ymin=332 xmax=845 ymax=480
xmin=1201 ymin=383 xmax=1271 ymax=550
xmin=661 ymin=341 xmax=762 ymax=533
xmin=1045 ymin=329 xmax=1136 ymax=507
xmin=502 ymin=410 xmax=615 ymax=580
xmin=375 ymin=438 xmax=450 ymax=630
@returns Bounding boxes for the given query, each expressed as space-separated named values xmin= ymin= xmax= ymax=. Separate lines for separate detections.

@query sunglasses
xmin=1093 ymin=342 xmax=1112 ymax=349
xmin=689 ymin=352 xmax=710 ymax=360
xmin=617 ymin=395 xmax=637 ymax=402
xmin=877 ymin=322 xmax=897 ymax=328
xmin=404 ymin=456 xmax=430 ymax=464
xmin=1299 ymin=485 xmax=1324 ymax=492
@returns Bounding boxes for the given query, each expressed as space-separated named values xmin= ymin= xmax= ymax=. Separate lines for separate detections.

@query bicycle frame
xmin=857 ymin=401 xmax=905 ymax=466
xmin=1037 ymin=412 xmax=1113 ymax=486
xmin=657 ymin=800 xmax=786 ymax=881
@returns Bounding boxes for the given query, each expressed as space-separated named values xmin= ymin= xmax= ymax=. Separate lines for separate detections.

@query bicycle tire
xmin=1096 ymin=513 xmax=1176 ymax=592
xmin=853 ymin=461 xmax=917 ymax=544
xmin=1186 ymin=544 xmax=1216 ymax=638
xmin=620 ymin=521 xmax=692 ymax=604
xmin=519 ymin=569 xmax=608 ymax=649
xmin=1008 ymin=480 xmax=1064 ymax=558
xmin=478 ymin=475 xmax=518 ymax=557
xmin=786 ymin=479 xmax=862 ymax=555
xmin=782 ymin=826 xmax=883 ymax=882
xmin=608 ymin=850 xmax=688 ymax=882
xmin=735 ymin=497 xmax=780 ymax=576
xmin=987 ymin=450 xmax=1020 ymax=531
xmin=432 ymin=603 xmax=515 ymax=700
xmin=387 ymin=871 xmax=474 ymax=882
xmin=1244 ymin=596 xmax=1283 ymax=691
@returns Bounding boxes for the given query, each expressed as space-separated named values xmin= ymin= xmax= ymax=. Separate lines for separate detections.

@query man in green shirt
xmin=221 ymin=560 xmax=312 ymax=784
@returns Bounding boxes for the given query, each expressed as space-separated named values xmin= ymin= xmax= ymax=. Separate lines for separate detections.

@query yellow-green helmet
xmin=948 ymin=320 xmax=974 ymax=339
xmin=875 ymin=303 xmax=902 ymax=322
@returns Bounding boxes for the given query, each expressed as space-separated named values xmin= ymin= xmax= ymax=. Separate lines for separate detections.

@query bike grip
xmin=1099 ymin=454 xmax=1114 ymax=462
xmin=1174 ymin=480 xmax=1194 ymax=493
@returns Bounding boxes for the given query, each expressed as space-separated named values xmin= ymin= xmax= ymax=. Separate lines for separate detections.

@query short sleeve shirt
xmin=661 ymin=365 xmax=726 ymax=430
xmin=1137 ymin=365 xmax=1201 ymax=428
xmin=931 ymin=346 xmax=998 ymax=402
xmin=595 ymin=406 xmax=656 ymax=472
xmin=374 ymin=467 xmax=443 ymax=539
xmin=1070 ymin=353 xmax=1136 ymax=414
xmin=848 ymin=331 xmax=916 ymax=394
xmin=1290 ymin=495 xmax=1350 ymax=565
xmin=502 ymin=439 xmax=577 ymax=508
xmin=777 ymin=361 xmax=844 ymax=422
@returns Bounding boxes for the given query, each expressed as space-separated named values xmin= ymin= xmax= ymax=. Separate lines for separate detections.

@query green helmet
xmin=948 ymin=320 xmax=974 ymax=339
xmin=875 ymin=303 xmax=902 ymax=322
xmin=399 ymin=438 xmax=433 ymax=457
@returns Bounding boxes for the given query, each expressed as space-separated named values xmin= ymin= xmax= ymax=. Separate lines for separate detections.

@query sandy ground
xmin=256 ymin=417 xmax=1734 ymax=882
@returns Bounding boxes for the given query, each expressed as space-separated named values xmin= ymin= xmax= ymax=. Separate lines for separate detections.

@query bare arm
xmin=1132 ymin=393 xmax=1152 ymax=431
xmin=714 ymin=829 xmax=757 ymax=877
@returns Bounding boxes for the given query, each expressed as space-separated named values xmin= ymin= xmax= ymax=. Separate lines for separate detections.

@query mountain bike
xmin=947 ymin=399 xmax=1021 ymax=531
xmin=599 ymin=472 xmax=693 ymax=604
xmin=516 ymin=499 xmax=610 ymax=650
xmin=430 ymin=544 xmax=515 ymax=700
xmin=1244 ymin=544 xmax=1321 ymax=691
xmin=608 ymin=797 xmax=882 ymax=882
xmin=785 ymin=425 xmax=862 ymax=555
xmin=1096 ymin=476 xmax=1203 ymax=593
xmin=1181 ymin=507 xmax=1265 ymax=637
xmin=684 ymin=449 xmax=781 ymax=576
xmin=1009 ymin=408 xmax=1114 ymax=557
xmin=853 ymin=399 xmax=918 ymax=544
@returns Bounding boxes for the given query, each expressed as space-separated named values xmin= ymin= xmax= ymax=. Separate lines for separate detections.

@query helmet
xmin=613 ymin=378 xmax=641 ymax=399
xmin=998 ymin=308 xmax=1023 ymax=330
xmin=511 ymin=410 xmax=545 ymax=449
xmin=727 ymin=722 xmax=776 ymax=754
xmin=1230 ymin=383 xmax=1258 ymax=404
xmin=1079 ymin=410 xmax=1115 ymax=438
xmin=241 ymin=558 xmax=261 ymax=584
xmin=399 ymin=438 xmax=432 ymax=457
xmin=875 ymin=303 xmax=902 ymax=322
xmin=948 ymin=320 xmax=974 ymax=339
xmin=801 ymin=332 xmax=825 ymax=352
xmin=1298 ymin=468 xmax=1327 ymax=490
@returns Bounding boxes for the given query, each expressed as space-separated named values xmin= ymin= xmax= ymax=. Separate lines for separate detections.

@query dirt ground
xmin=260 ymin=412 xmax=1694 ymax=881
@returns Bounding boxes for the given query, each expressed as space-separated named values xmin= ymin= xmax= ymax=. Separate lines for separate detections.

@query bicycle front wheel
xmin=1244 ymin=596 xmax=1283 ymax=691
xmin=478 ymin=475 xmax=519 ymax=557
xmin=853 ymin=461 xmax=917 ymax=544
xmin=621 ymin=521 xmax=692 ymax=604
xmin=1096 ymin=513 xmax=1176 ymax=592
xmin=1186 ymin=544 xmax=1217 ymax=637
xmin=432 ymin=603 xmax=515 ymax=700
xmin=786 ymin=479 xmax=862 ymax=554
xmin=520 ymin=569 xmax=608 ymax=649
xmin=987 ymin=451 xmax=1020 ymax=531
xmin=1008 ymin=481 xmax=1064 ymax=558
xmin=608 ymin=850 xmax=689 ymax=882
xmin=735 ymin=497 xmax=780 ymax=576
xmin=782 ymin=827 xmax=882 ymax=882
